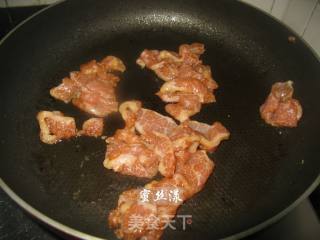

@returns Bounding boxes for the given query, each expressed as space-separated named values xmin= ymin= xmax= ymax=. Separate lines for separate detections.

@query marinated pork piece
xmin=108 ymin=151 xmax=214 ymax=240
xmin=79 ymin=118 xmax=104 ymax=137
xmin=135 ymin=108 xmax=178 ymax=136
xmin=157 ymin=78 xmax=215 ymax=103
xmin=107 ymin=101 xmax=230 ymax=239
xmin=141 ymin=132 xmax=176 ymax=178
xmin=169 ymin=122 xmax=201 ymax=153
xmin=37 ymin=111 xmax=106 ymax=143
xmin=37 ymin=111 xmax=77 ymax=144
xmin=104 ymin=100 xmax=230 ymax=179
xmin=50 ymin=56 xmax=125 ymax=117
xmin=260 ymin=81 xmax=303 ymax=127
xmin=105 ymin=101 xmax=178 ymax=178
xmin=119 ymin=100 xmax=142 ymax=129
xmin=187 ymin=120 xmax=230 ymax=151
xmin=157 ymin=78 xmax=214 ymax=122
xmin=104 ymin=128 xmax=160 ymax=178
xmin=137 ymin=43 xmax=218 ymax=121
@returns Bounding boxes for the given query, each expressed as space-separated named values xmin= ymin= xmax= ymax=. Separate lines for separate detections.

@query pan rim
xmin=0 ymin=0 xmax=319 ymax=239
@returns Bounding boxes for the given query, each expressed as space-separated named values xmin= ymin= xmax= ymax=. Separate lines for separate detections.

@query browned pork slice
xmin=104 ymin=128 xmax=160 ymax=178
xmin=260 ymin=81 xmax=303 ymax=127
xmin=50 ymin=56 xmax=125 ymax=117
xmin=137 ymin=43 xmax=218 ymax=121
xmin=79 ymin=118 xmax=104 ymax=137
xmin=104 ymin=101 xmax=178 ymax=178
xmin=104 ymin=100 xmax=230 ymax=179
xmin=37 ymin=111 xmax=77 ymax=144
xmin=108 ymin=151 xmax=214 ymax=240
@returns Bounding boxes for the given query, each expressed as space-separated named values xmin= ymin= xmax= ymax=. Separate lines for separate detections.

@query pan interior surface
xmin=0 ymin=0 xmax=320 ymax=239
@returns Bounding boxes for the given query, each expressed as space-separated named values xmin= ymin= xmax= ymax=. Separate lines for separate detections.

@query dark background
xmin=0 ymin=5 xmax=319 ymax=240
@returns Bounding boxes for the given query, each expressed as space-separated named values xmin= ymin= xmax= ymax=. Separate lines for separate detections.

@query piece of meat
xmin=104 ymin=128 xmax=159 ymax=178
xmin=260 ymin=81 xmax=303 ymax=127
xmin=100 ymin=56 xmax=126 ymax=73
xmin=141 ymin=132 xmax=176 ymax=178
xmin=169 ymin=123 xmax=201 ymax=153
xmin=106 ymin=101 xmax=230 ymax=239
xmin=108 ymin=188 xmax=162 ymax=240
xmin=105 ymin=101 xmax=177 ymax=178
xmin=178 ymin=43 xmax=204 ymax=65
xmin=105 ymin=101 xmax=178 ymax=178
xmin=168 ymin=120 xmax=230 ymax=153
xmin=157 ymin=78 xmax=215 ymax=103
xmin=105 ymin=101 xmax=230 ymax=179
xmin=37 ymin=111 xmax=77 ymax=144
xmin=186 ymin=121 xmax=230 ymax=151
xmin=136 ymin=50 xmax=161 ymax=69
xmin=137 ymin=43 xmax=218 ymax=121
xmin=108 ymin=151 xmax=214 ymax=240
xmin=119 ymin=100 xmax=143 ymax=129
xmin=119 ymin=100 xmax=177 ymax=135
xmin=79 ymin=118 xmax=104 ymax=137
xmin=135 ymin=108 xmax=178 ymax=136
xmin=175 ymin=64 xmax=218 ymax=91
xmin=49 ymin=77 xmax=80 ymax=103
xmin=50 ymin=56 xmax=125 ymax=117
xmin=70 ymin=72 xmax=118 ymax=117
xmin=164 ymin=94 xmax=202 ymax=122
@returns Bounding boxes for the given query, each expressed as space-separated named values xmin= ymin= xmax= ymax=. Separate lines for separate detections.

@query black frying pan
xmin=0 ymin=0 xmax=320 ymax=239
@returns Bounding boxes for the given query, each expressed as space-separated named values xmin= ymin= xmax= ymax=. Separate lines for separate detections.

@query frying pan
xmin=0 ymin=0 xmax=320 ymax=239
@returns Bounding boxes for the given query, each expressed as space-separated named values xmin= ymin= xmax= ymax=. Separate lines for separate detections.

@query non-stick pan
xmin=0 ymin=0 xmax=320 ymax=239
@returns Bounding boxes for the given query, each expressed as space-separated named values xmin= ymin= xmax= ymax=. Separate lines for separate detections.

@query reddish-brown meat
xmin=108 ymin=151 xmax=214 ymax=240
xmin=164 ymin=94 xmax=202 ymax=123
xmin=141 ymin=132 xmax=176 ymax=178
xmin=105 ymin=129 xmax=176 ymax=178
xmin=37 ymin=111 xmax=106 ymax=143
xmin=105 ymin=101 xmax=177 ymax=178
xmin=186 ymin=120 xmax=230 ymax=151
xmin=137 ymin=43 xmax=218 ymax=122
xmin=104 ymin=128 xmax=160 ymax=178
xmin=260 ymin=81 xmax=303 ymax=127
xmin=135 ymin=108 xmax=178 ymax=136
xmin=105 ymin=100 xmax=230 ymax=179
xmin=106 ymin=101 xmax=230 ymax=239
xmin=50 ymin=56 xmax=125 ymax=117
xmin=37 ymin=111 xmax=77 ymax=144
xmin=79 ymin=118 xmax=104 ymax=137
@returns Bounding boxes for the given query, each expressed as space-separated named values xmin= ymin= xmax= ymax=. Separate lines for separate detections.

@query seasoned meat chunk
xmin=186 ymin=120 xmax=230 ymax=151
xmin=104 ymin=100 xmax=229 ymax=179
xmin=260 ymin=81 xmax=303 ymax=127
xmin=135 ymin=108 xmax=178 ymax=136
xmin=104 ymin=101 xmax=177 ymax=178
xmin=108 ymin=151 xmax=214 ymax=240
xmin=106 ymin=100 xmax=230 ymax=239
xmin=141 ymin=132 xmax=176 ymax=178
xmin=137 ymin=43 xmax=218 ymax=121
xmin=79 ymin=118 xmax=104 ymax=137
xmin=50 ymin=56 xmax=125 ymax=117
xmin=37 ymin=111 xmax=77 ymax=144
xmin=104 ymin=128 xmax=159 ymax=178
